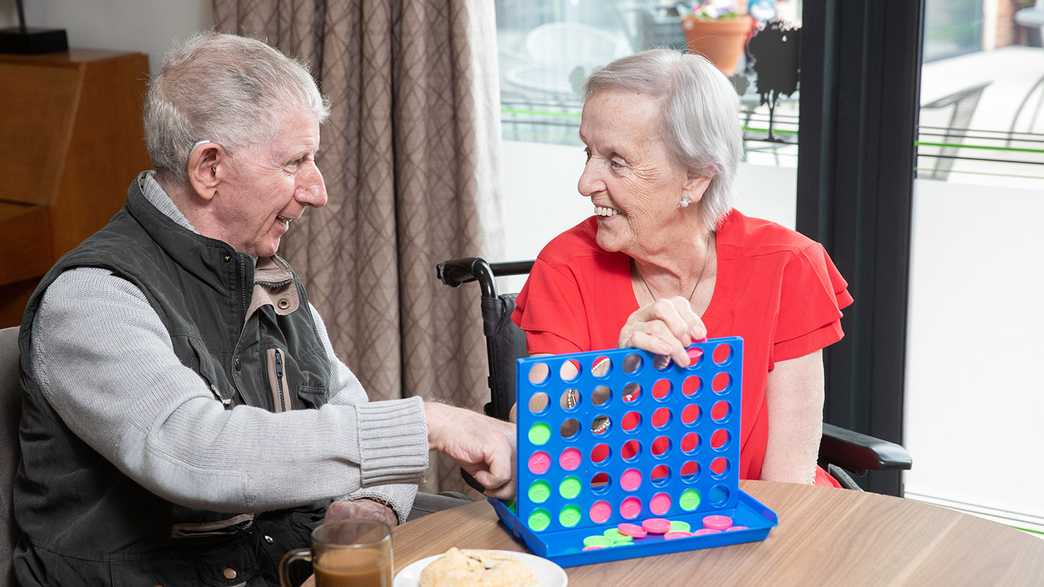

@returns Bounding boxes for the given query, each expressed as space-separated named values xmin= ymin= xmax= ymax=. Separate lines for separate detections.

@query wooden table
xmin=391 ymin=480 xmax=1044 ymax=585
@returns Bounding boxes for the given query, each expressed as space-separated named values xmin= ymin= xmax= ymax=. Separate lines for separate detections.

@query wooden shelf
xmin=0 ymin=50 xmax=150 ymax=327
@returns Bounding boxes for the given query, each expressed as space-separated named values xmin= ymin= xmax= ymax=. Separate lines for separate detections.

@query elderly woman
xmin=512 ymin=50 xmax=851 ymax=486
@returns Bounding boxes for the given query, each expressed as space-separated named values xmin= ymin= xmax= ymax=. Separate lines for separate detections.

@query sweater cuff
xmin=355 ymin=396 xmax=429 ymax=486
xmin=348 ymin=483 xmax=418 ymax=524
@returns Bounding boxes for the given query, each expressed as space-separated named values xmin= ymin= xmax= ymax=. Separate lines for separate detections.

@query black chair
xmin=435 ymin=257 xmax=912 ymax=491
xmin=2 ymin=327 xmax=22 ymax=587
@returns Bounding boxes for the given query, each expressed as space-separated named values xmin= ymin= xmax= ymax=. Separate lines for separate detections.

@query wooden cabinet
xmin=0 ymin=50 xmax=149 ymax=327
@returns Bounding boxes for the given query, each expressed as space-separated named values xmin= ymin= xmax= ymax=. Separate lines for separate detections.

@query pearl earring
xmin=678 ymin=194 xmax=692 ymax=208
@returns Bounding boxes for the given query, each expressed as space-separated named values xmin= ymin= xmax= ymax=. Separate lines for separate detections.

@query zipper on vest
xmin=266 ymin=348 xmax=292 ymax=412
xmin=209 ymin=383 xmax=232 ymax=409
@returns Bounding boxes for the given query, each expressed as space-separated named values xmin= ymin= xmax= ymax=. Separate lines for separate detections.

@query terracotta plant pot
xmin=681 ymin=15 xmax=753 ymax=75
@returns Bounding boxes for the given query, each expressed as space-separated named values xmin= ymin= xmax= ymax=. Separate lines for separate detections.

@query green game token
xmin=528 ymin=481 xmax=551 ymax=504
xmin=680 ymin=488 xmax=701 ymax=511
xmin=602 ymin=529 xmax=633 ymax=544
xmin=559 ymin=477 xmax=581 ymax=499
xmin=670 ymin=521 xmax=691 ymax=533
xmin=528 ymin=422 xmax=551 ymax=445
xmin=559 ymin=505 xmax=581 ymax=528
xmin=528 ymin=509 xmax=551 ymax=532
xmin=583 ymin=535 xmax=611 ymax=548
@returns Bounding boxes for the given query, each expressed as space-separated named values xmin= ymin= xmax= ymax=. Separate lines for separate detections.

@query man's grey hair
xmin=145 ymin=32 xmax=330 ymax=183
xmin=585 ymin=49 xmax=741 ymax=231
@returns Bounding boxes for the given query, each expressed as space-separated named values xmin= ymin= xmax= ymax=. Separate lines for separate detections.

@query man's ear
xmin=683 ymin=173 xmax=713 ymax=204
xmin=186 ymin=142 xmax=228 ymax=202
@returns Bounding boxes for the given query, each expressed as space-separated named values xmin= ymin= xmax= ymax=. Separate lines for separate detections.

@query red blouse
xmin=511 ymin=210 xmax=853 ymax=484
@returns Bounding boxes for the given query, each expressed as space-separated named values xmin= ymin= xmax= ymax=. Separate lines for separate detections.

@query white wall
xmin=497 ymin=140 xmax=797 ymax=291
xmin=904 ymin=177 xmax=1044 ymax=529
xmin=12 ymin=0 xmax=213 ymax=74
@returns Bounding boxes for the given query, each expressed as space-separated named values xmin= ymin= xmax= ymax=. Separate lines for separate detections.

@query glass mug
xmin=279 ymin=519 xmax=393 ymax=587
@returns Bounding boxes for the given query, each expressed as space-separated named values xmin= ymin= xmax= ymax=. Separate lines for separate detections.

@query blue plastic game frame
xmin=490 ymin=337 xmax=778 ymax=568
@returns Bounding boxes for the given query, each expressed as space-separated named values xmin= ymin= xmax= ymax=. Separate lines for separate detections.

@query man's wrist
xmin=353 ymin=497 xmax=399 ymax=525
xmin=423 ymin=402 xmax=444 ymax=452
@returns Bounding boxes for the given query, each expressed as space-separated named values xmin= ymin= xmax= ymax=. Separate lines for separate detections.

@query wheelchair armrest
xmin=819 ymin=422 xmax=913 ymax=474
xmin=435 ymin=257 xmax=489 ymax=288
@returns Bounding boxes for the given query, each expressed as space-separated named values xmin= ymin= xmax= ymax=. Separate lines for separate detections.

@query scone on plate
xmin=419 ymin=547 xmax=538 ymax=587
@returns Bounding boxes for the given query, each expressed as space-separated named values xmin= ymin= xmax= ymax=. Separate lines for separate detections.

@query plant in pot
xmin=681 ymin=0 xmax=753 ymax=75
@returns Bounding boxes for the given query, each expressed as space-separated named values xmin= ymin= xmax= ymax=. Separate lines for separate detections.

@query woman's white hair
xmin=144 ymin=32 xmax=330 ymax=183
xmin=585 ymin=49 xmax=741 ymax=231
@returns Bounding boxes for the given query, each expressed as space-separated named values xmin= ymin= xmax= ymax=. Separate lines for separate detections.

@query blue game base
xmin=490 ymin=489 xmax=778 ymax=568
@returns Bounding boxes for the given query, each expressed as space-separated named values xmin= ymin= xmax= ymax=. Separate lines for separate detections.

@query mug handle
xmin=278 ymin=548 xmax=313 ymax=587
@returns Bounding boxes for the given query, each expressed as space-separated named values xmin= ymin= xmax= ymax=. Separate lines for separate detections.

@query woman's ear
xmin=683 ymin=173 xmax=713 ymax=204
xmin=186 ymin=142 xmax=227 ymax=202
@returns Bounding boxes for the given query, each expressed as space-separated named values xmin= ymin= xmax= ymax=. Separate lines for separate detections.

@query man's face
xmin=214 ymin=106 xmax=327 ymax=257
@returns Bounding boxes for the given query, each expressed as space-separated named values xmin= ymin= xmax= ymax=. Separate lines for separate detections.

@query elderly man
xmin=13 ymin=33 xmax=513 ymax=586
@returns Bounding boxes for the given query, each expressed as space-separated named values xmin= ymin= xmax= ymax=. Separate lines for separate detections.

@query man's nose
xmin=297 ymin=164 xmax=328 ymax=208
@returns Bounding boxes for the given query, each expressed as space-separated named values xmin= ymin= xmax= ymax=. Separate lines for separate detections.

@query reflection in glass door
xmin=495 ymin=0 xmax=808 ymax=272
xmin=906 ymin=0 xmax=1044 ymax=534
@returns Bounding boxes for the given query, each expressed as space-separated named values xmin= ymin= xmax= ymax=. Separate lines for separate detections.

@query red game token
xmin=664 ymin=531 xmax=692 ymax=540
xmin=702 ymin=514 xmax=733 ymax=530
xmin=641 ymin=518 xmax=671 ymax=534
xmin=617 ymin=523 xmax=647 ymax=538
xmin=583 ymin=545 xmax=605 ymax=551
xmin=693 ymin=528 xmax=721 ymax=536
xmin=724 ymin=525 xmax=749 ymax=532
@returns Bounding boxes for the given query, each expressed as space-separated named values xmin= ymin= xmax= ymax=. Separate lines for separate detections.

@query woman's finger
xmin=626 ymin=330 xmax=674 ymax=356
xmin=650 ymin=298 xmax=695 ymax=346
xmin=666 ymin=296 xmax=707 ymax=340
xmin=643 ymin=319 xmax=690 ymax=366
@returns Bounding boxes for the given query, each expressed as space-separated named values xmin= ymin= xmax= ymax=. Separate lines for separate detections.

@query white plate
xmin=394 ymin=550 xmax=567 ymax=587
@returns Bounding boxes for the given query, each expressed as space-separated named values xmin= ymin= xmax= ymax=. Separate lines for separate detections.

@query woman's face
xmin=578 ymin=89 xmax=705 ymax=257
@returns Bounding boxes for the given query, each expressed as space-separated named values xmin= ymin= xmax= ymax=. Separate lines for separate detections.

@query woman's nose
xmin=577 ymin=162 xmax=602 ymax=198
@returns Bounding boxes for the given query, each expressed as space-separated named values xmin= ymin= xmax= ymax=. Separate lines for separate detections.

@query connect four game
xmin=490 ymin=337 xmax=778 ymax=568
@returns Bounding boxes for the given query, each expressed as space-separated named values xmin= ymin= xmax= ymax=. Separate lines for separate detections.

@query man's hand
xmin=425 ymin=402 xmax=516 ymax=500
xmin=619 ymin=297 xmax=707 ymax=366
xmin=324 ymin=498 xmax=397 ymax=528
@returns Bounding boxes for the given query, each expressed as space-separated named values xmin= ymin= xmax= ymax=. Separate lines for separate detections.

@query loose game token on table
xmin=490 ymin=338 xmax=779 ymax=567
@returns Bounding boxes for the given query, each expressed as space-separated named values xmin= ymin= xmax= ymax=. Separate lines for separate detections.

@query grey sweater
xmin=27 ymin=172 xmax=426 ymax=522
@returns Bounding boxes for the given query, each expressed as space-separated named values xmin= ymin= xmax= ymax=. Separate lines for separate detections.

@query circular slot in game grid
xmin=518 ymin=341 xmax=742 ymax=537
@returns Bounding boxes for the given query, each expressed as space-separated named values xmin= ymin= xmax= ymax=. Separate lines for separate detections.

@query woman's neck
xmin=631 ymin=230 xmax=716 ymax=304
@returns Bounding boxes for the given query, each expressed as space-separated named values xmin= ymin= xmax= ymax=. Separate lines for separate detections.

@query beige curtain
xmin=214 ymin=0 xmax=504 ymax=492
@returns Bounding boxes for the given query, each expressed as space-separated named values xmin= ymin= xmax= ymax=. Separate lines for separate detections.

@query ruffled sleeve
xmin=772 ymin=243 xmax=854 ymax=364
xmin=511 ymin=259 xmax=588 ymax=354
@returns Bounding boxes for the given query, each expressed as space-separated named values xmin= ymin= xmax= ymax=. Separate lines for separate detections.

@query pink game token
xmin=527 ymin=451 xmax=551 ymax=475
xmin=649 ymin=492 xmax=671 ymax=516
xmin=559 ymin=447 xmax=582 ymax=471
xmin=687 ymin=347 xmax=703 ymax=364
xmin=620 ymin=468 xmax=642 ymax=492
xmin=702 ymin=514 xmax=733 ymax=530
xmin=590 ymin=501 xmax=612 ymax=524
xmin=724 ymin=526 xmax=749 ymax=532
xmin=641 ymin=518 xmax=671 ymax=534
xmin=583 ymin=545 xmax=604 ymax=551
xmin=664 ymin=531 xmax=693 ymax=540
xmin=693 ymin=528 xmax=721 ymax=536
xmin=620 ymin=497 xmax=642 ymax=519
xmin=617 ymin=523 xmax=647 ymax=538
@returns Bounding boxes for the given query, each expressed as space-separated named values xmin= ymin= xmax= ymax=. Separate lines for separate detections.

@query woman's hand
xmin=618 ymin=297 xmax=707 ymax=366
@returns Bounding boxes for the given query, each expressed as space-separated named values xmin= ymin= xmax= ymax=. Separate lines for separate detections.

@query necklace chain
xmin=636 ymin=233 xmax=714 ymax=305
